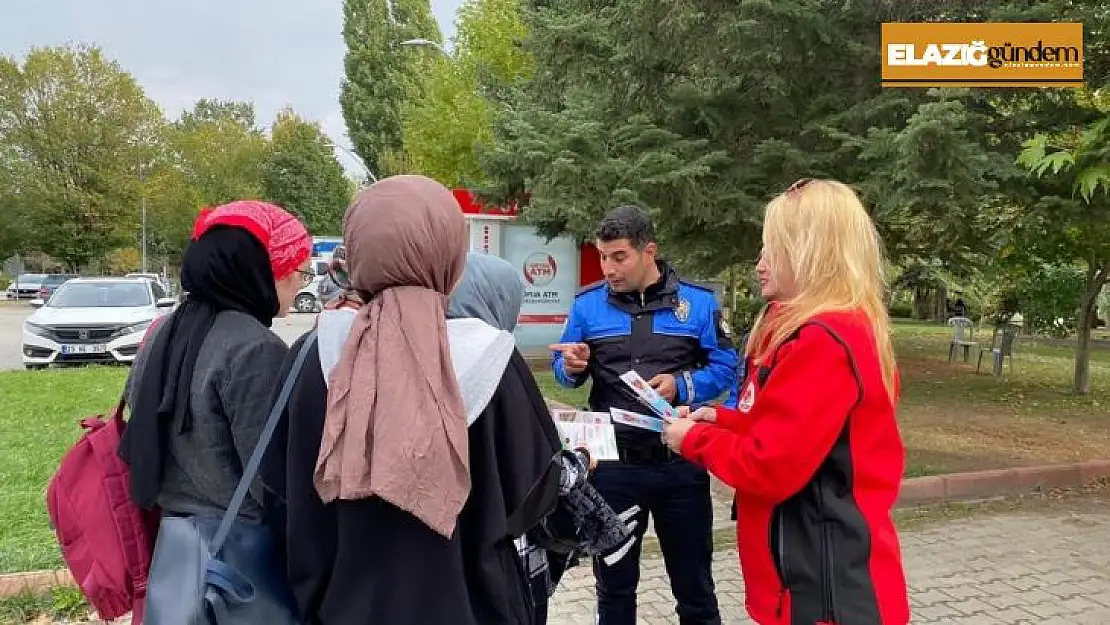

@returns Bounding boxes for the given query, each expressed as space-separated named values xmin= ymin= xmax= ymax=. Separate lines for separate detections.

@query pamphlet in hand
xmin=618 ymin=370 xmax=680 ymax=421
xmin=551 ymin=410 xmax=619 ymax=461
xmin=609 ymin=407 xmax=666 ymax=432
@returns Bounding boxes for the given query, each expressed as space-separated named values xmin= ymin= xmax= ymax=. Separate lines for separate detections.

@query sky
xmin=0 ymin=0 xmax=467 ymax=178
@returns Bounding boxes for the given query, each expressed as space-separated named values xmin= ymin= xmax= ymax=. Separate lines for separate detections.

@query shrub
xmin=1014 ymin=264 xmax=1086 ymax=338
xmin=728 ymin=297 xmax=767 ymax=340
xmin=888 ymin=302 xmax=914 ymax=319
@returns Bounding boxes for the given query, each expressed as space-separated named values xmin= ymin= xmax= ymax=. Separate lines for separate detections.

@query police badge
xmin=674 ymin=298 xmax=690 ymax=323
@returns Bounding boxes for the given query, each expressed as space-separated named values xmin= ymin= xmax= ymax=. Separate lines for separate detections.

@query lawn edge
xmin=896 ymin=459 xmax=1110 ymax=507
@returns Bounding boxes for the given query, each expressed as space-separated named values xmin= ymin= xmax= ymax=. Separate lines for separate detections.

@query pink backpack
xmin=46 ymin=398 xmax=160 ymax=623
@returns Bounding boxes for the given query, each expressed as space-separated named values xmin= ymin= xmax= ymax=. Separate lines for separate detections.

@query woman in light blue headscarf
xmin=447 ymin=252 xmax=637 ymax=625
xmin=447 ymin=252 xmax=526 ymax=332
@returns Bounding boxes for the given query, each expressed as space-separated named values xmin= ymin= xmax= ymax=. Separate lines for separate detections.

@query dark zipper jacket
xmin=552 ymin=262 xmax=739 ymax=450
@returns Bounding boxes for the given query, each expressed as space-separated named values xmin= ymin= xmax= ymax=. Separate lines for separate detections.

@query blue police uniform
xmin=552 ymin=262 xmax=738 ymax=625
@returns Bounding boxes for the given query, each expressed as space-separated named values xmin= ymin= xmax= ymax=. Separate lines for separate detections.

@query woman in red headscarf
xmin=119 ymin=201 xmax=312 ymax=617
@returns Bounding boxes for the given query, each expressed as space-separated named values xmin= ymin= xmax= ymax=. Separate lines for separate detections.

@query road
xmin=0 ymin=303 xmax=318 ymax=371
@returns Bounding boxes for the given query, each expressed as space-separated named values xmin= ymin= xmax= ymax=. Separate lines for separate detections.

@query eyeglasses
xmin=784 ymin=178 xmax=814 ymax=196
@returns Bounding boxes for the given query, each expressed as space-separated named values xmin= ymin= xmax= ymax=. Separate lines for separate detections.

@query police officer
xmin=549 ymin=205 xmax=738 ymax=625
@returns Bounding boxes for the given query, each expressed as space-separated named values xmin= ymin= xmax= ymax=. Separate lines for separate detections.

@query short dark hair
xmin=596 ymin=205 xmax=655 ymax=249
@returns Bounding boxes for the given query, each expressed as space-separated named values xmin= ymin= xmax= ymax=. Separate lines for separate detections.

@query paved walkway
xmin=547 ymin=502 xmax=1110 ymax=624
xmin=47 ymin=501 xmax=1110 ymax=624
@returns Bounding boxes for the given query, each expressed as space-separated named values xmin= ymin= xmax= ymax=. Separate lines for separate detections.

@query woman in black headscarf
xmin=120 ymin=202 xmax=312 ymax=620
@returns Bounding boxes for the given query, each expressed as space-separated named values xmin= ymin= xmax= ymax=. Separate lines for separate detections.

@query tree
xmin=180 ymin=98 xmax=258 ymax=130
xmin=1017 ymin=104 xmax=1110 ymax=394
xmin=138 ymin=159 xmax=204 ymax=265
xmin=340 ymin=0 xmax=441 ymax=178
xmin=0 ymin=144 xmax=29 ymax=260
xmin=478 ymin=0 xmax=951 ymax=275
xmin=402 ymin=0 xmax=532 ymax=187
xmin=263 ymin=108 xmax=354 ymax=235
xmin=0 ymin=44 xmax=163 ymax=269
xmin=171 ymin=99 xmax=269 ymax=207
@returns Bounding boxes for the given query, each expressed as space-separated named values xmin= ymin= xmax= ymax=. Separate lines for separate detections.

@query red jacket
xmin=680 ymin=310 xmax=909 ymax=625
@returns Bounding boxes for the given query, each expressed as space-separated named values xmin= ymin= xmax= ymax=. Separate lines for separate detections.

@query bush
xmin=727 ymin=297 xmax=767 ymax=340
xmin=888 ymin=302 xmax=913 ymax=319
xmin=0 ymin=273 xmax=10 ymax=291
xmin=1014 ymin=264 xmax=1085 ymax=338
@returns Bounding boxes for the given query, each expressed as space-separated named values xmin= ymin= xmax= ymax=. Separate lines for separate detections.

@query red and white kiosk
xmin=453 ymin=189 xmax=603 ymax=348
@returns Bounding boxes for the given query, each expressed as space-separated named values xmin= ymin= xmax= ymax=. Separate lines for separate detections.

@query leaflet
xmin=609 ymin=407 xmax=666 ymax=432
xmin=618 ymin=370 xmax=680 ymax=421
xmin=550 ymin=410 xmax=619 ymax=460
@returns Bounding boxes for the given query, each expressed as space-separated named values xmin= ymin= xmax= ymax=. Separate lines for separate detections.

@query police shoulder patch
xmin=674 ymin=297 xmax=691 ymax=323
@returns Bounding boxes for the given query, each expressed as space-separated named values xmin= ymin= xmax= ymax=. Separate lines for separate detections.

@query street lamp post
xmin=141 ymin=193 xmax=148 ymax=273
xmin=400 ymin=38 xmax=452 ymax=59
xmin=138 ymin=164 xmax=148 ymax=273
xmin=336 ymin=143 xmax=378 ymax=185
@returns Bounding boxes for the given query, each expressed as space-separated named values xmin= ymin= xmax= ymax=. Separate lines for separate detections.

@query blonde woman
xmin=663 ymin=179 xmax=909 ymax=625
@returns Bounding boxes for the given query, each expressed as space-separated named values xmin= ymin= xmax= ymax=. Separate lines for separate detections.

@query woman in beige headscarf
xmin=261 ymin=175 xmax=568 ymax=625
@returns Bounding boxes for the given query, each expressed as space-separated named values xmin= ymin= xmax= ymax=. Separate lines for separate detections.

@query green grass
xmin=530 ymin=320 xmax=1110 ymax=474
xmin=534 ymin=375 xmax=590 ymax=408
xmin=0 ymin=366 xmax=128 ymax=574
xmin=0 ymin=585 xmax=88 ymax=624
xmin=886 ymin=319 xmax=1110 ymax=474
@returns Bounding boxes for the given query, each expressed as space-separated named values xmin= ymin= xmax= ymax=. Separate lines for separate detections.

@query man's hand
xmin=648 ymin=373 xmax=677 ymax=402
xmin=549 ymin=342 xmax=590 ymax=375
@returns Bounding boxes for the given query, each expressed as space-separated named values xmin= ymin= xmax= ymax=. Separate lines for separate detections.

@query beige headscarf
xmin=313 ymin=175 xmax=470 ymax=538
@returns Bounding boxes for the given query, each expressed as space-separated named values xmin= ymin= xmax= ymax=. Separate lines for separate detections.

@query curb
xmin=895 ymin=460 xmax=1110 ymax=508
xmin=0 ymin=569 xmax=72 ymax=598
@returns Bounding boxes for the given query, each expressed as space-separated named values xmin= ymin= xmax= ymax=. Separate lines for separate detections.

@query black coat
xmin=260 ymin=333 xmax=563 ymax=625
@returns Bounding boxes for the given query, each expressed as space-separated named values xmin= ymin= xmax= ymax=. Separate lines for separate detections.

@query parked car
xmin=294 ymin=275 xmax=327 ymax=313
xmin=36 ymin=274 xmax=79 ymax=300
xmin=6 ymin=274 xmax=46 ymax=299
xmin=22 ymin=277 xmax=177 ymax=369
xmin=124 ymin=273 xmax=175 ymax=297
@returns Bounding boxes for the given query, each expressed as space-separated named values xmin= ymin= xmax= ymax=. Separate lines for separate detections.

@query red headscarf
xmin=192 ymin=201 xmax=312 ymax=280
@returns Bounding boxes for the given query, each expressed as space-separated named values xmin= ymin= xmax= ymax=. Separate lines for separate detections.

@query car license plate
xmin=61 ymin=344 xmax=108 ymax=355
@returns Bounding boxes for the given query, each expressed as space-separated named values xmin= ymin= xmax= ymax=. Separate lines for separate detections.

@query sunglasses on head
xmin=784 ymin=178 xmax=814 ymax=196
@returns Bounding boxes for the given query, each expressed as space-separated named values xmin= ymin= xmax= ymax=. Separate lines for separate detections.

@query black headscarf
xmin=121 ymin=226 xmax=281 ymax=509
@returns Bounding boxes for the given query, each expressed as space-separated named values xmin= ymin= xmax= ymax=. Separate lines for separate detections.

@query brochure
xmin=618 ymin=370 xmax=680 ymax=421
xmin=609 ymin=407 xmax=666 ymax=433
xmin=551 ymin=410 xmax=619 ymax=460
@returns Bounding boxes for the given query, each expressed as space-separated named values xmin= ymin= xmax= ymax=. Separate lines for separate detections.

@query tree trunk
xmin=729 ymin=266 xmax=739 ymax=312
xmin=1073 ymin=260 xmax=1109 ymax=395
xmin=914 ymin=286 xmax=929 ymax=319
xmin=935 ymin=283 xmax=949 ymax=320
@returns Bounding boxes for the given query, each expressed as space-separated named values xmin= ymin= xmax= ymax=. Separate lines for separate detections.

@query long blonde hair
xmin=746 ymin=179 xmax=897 ymax=400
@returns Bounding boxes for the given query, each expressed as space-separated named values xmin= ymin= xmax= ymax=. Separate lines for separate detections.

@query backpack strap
xmin=111 ymin=395 xmax=126 ymax=426
xmin=210 ymin=331 xmax=318 ymax=555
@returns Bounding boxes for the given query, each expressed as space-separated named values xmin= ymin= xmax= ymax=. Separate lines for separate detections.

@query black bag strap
xmin=211 ymin=331 xmax=318 ymax=555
